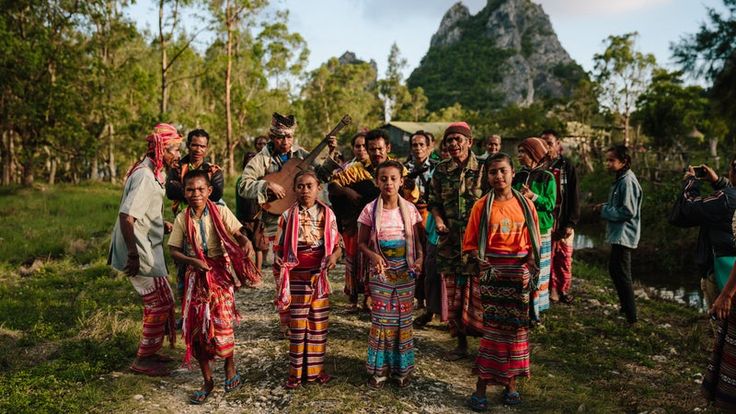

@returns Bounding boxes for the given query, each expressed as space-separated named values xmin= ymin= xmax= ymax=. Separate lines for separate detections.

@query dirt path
xmin=115 ymin=265 xmax=492 ymax=413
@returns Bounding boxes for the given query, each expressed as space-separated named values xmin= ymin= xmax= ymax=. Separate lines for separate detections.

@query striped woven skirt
xmin=440 ymin=274 xmax=483 ymax=337
xmin=283 ymin=250 xmax=330 ymax=383
xmin=342 ymin=232 xmax=366 ymax=301
xmin=130 ymin=275 xmax=176 ymax=358
xmin=366 ymin=269 xmax=415 ymax=379
xmin=182 ymin=256 xmax=238 ymax=363
xmin=533 ymin=230 xmax=552 ymax=315
xmin=476 ymin=255 xmax=531 ymax=385
xmin=703 ymin=310 xmax=736 ymax=410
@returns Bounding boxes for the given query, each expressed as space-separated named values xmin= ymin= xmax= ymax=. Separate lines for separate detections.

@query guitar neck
xmin=303 ymin=116 xmax=351 ymax=166
xmin=303 ymin=137 xmax=332 ymax=167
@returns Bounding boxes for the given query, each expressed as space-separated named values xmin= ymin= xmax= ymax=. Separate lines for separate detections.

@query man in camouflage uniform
xmin=428 ymin=122 xmax=485 ymax=360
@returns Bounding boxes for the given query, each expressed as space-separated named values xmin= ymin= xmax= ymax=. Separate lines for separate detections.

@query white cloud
xmin=536 ymin=0 xmax=673 ymax=16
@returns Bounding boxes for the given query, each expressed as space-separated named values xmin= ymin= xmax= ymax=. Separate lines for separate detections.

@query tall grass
xmin=0 ymin=183 xmax=121 ymax=264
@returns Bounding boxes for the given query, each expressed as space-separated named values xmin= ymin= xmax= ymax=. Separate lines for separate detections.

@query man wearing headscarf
xmin=238 ymin=113 xmax=309 ymax=255
xmin=108 ymin=122 xmax=182 ymax=376
xmin=428 ymin=122 xmax=486 ymax=361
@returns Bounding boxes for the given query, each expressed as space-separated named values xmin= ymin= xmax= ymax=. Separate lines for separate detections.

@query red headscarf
xmin=126 ymin=123 xmax=182 ymax=183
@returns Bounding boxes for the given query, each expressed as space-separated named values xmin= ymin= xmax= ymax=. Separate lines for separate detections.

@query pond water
xmin=573 ymin=230 xmax=706 ymax=312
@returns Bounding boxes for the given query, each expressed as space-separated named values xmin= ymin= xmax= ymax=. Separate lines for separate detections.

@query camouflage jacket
xmin=428 ymin=152 xmax=485 ymax=274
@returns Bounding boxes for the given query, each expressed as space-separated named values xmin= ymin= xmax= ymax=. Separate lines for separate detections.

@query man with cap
xmin=238 ymin=113 xmax=309 ymax=257
xmin=541 ymin=129 xmax=580 ymax=304
xmin=108 ymin=122 xmax=182 ymax=376
xmin=428 ymin=122 xmax=485 ymax=360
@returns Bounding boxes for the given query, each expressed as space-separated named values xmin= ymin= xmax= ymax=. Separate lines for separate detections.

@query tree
xmin=673 ymin=0 xmax=736 ymax=138
xmin=636 ymin=70 xmax=706 ymax=147
xmin=593 ymin=32 xmax=656 ymax=147
xmin=300 ymin=57 xmax=382 ymax=148
xmin=377 ymin=43 xmax=407 ymax=123
xmin=0 ymin=0 xmax=89 ymax=185
xmin=209 ymin=0 xmax=267 ymax=175
xmin=208 ymin=1 xmax=306 ymax=175
xmin=426 ymin=102 xmax=467 ymax=122
xmin=84 ymin=0 xmax=143 ymax=183
xmin=156 ymin=0 xmax=203 ymax=116
xmin=393 ymin=87 xmax=429 ymax=122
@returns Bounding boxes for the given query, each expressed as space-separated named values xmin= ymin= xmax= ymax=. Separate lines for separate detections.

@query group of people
xmin=108 ymin=114 xmax=647 ymax=409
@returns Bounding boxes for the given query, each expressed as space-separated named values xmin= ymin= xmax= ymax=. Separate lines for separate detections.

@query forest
xmin=1 ymin=0 xmax=734 ymax=187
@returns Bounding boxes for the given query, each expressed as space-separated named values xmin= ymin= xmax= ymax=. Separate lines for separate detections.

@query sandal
xmin=468 ymin=394 xmax=488 ymax=412
xmin=285 ymin=377 xmax=301 ymax=389
xmin=368 ymin=376 xmax=386 ymax=389
xmin=190 ymin=380 xmax=214 ymax=405
xmin=503 ymin=390 xmax=522 ymax=406
xmin=396 ymin=375 xmax=411 ymax=388
xmin=315 ymin=373 xmax=333 ymax=385
xmin=130 ymin=363 xmax=170 ymax=377
xmin=224 ymin=372 xmax=242 ymax=393
xmin=413 ymin=313 xmax=432 ymax=329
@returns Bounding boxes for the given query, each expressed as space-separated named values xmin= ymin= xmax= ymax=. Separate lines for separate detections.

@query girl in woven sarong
xmin=358 ymin=160 xmax=425 ymax=388
xmin=463 ymin=153 xmax=540 ymax=409
xmin=274 ymin=170 xmax=342 ymax=389
xmin=168 ymin=170 xmax=260 ymax=404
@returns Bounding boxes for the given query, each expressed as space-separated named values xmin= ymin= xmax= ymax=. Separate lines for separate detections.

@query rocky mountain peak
xmin=430 ymin=2 xmax=471 ymax=48
xmin=409 ymin=0 xmax=585 ymax=111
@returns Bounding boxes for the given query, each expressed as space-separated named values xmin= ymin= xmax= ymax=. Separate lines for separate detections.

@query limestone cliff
xmin=408 ymin=0 xmax=586 ymax=112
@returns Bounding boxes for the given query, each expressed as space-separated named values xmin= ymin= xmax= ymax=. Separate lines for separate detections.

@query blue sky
xmin=127 ymin=0 xmax=728 ymax=83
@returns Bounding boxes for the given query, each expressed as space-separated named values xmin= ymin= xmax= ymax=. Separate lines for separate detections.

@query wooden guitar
xmin=262 ymin=114 xmax=352 ymax=214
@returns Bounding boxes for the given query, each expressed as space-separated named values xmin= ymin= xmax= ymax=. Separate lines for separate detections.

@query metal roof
xmin=382 ymin=122 xmax=453 ymax=136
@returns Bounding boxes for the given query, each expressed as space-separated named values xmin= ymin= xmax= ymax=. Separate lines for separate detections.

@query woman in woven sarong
xmin=358 ymin=160 xmax=425 ymax=388
xmin=464 ymin=153 xmax=540 ymax=409
xmin=703 ymin=230 xmax=736 ymax=410
xmin=169 ymin=170 xmax=260 ymax=404
xmin=512 ymin=137 xmax=555 ymax=321
xmin=274 ymin=170 xmax=342 ymax=389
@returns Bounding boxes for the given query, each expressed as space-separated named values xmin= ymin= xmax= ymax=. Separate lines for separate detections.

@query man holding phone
xmin=670 ymin=161 xmax=736 ymax=310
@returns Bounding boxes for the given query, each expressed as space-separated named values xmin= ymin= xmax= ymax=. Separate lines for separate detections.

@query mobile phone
xmin=694 ymin=166 xmax=708 ymax=179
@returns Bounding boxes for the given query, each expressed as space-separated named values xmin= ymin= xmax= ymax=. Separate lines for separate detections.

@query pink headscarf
xmin=126 ymin=123 xmax=182 ymax=183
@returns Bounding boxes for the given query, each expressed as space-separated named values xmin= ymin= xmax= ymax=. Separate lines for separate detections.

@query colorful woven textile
xmin=550 ymin=233 xmax=574 ymax=295
xmin=284 ymin=264 xmax=330 ymax=383
xmin=476 ymin=325 xmax=530 ymax=386
xmin=342 ymin=231 xmax=366 ymax=300
xmin=181 ymin=256 xmax=238 ymax=363
xmin=366 ymin=269 xmax=415 ymax=379
xmin=703 ymin=311 xmax=736 ymax=410
xmin=135 ymin=277 xmax=176 ymax=357
xmin=533 ymin=231 xmax=551 ymax=315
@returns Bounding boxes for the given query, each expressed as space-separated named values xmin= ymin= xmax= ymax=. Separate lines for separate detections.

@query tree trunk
xmin=159 ymin=0 xmax=168 ymax=116
xmin=224 ymin=0 xmax=234 ymax=177
xmin=1 ymin=131 xmax=10 ymax=185
xmin=108 ymin=123 xmax=116 ymax=182
xmin=623 ymin=114 xmax=630 ymax=148
xmin=90 ymin=155 xmax=99 ymax=181
xmin=709 ymin=137 xmax=720 ymax=170
xmin=49 ymin=157 xmax=57 ymax=185
xmin=22 ymin=156 xmax=33 ymax=186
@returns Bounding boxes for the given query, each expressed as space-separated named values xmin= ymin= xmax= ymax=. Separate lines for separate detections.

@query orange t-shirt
xmin=463 ymin=194 xmax=533 ymax=256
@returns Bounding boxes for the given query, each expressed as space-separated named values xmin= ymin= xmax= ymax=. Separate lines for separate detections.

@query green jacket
xmin=512 ymin=167 xmax=557 ymax=233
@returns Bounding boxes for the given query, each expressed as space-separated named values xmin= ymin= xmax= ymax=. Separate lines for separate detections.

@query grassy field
xmin=0 ymin=182 xmax=719 ymax=413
